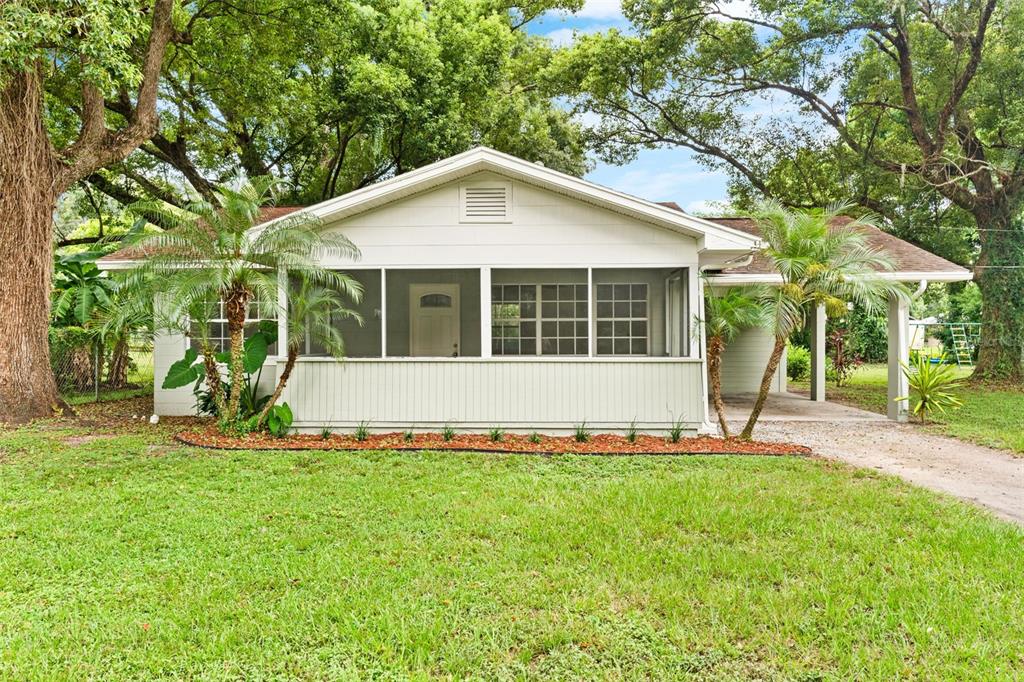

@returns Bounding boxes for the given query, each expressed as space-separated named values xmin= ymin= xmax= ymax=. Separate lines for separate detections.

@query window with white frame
xmin=595 ymin=283 xmax=648 ymax=355
xmin=491 ymin=283 xmax=588 ymax=356
xmin=189 ymin=298 xmax=277 ymax=354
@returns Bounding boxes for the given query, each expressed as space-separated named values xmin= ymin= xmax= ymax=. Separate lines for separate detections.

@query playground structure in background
xmin=909 ymin=321 xmax=981 ymax=366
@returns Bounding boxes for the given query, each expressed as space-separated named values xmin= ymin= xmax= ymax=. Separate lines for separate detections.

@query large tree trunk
xmin=972 ymin=211 xmax=1024 ymax=383
xmin=106 ymin=337 xmax=131 ymax=389
xmin=0 ymin=69 xmax=63 ymax=421
xmin=706 ymin=335 xmax=731 ymax=438
xmin=740 ymin=336 xmax=787 ymax=440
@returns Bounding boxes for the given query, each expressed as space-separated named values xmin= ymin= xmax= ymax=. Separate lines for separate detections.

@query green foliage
xmin=624 ymin=420 xmax=639 ymax=443
xmin=786 ymin=345 xmax=811 ymax=382
xmin=845 ymin=307 xmax=888 ymax=364
xmin=898 ymin=355 xmax=965 ymax=424
xmin=320 ymin=427 xmax=333 ymax=441
xmin=488 ymin=427 xmax=505 ymax=443
xmin=667 ymin=417 xmax=685 ymax=444
xmin=125 ymin=176 xmax=359 ymax=430
xmin=403 ymin=429 xmax=415 ymax=443
xmin=162 ymin=348 xmax=204 ymax=390
xmin=528 ymin=432 xmax=542 ymax=444
xmin=264 ymin=403 xmax=293 ymax=438
xmin=441 ymin=424 xmax=456 ymax=442
xmin=573 ymin=422 xmax=590 ymax=443
xmin=51 ymin=253 xmax=116 ymax=326
xmin=700 ymin=283 xmax=768 ymax=346
xmin=354 ymin=421 xmax=371 ymax=442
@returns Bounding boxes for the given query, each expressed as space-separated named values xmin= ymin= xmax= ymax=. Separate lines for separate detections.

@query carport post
xmin=810 ymin=303 xmax=826 ymax=401
xmin=887 ymin=293 xmax=910 ymax=422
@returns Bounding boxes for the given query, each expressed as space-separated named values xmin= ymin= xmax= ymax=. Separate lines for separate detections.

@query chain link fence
xmin=50 ymin=329 xmax=154 ymax=405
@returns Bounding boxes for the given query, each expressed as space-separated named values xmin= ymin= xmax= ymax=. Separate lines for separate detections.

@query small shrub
xmin=265 ymin=403 xmax=293 ymax=438
xmin=319 ymin=427 xmax=332 ymax=440
xmin=353 ymin=421 xmax=371 ymax=441
xmin=897 ymin=354 xmax=964 ymax=423
xmin=667 ymin=416 xmax=685 ymax=443
xmin=573 ymin=422 xmax=591 ymax=443
xmin=403 ymin=429 xmax=415 ymax=442
xmin=786 ymin=344 xmax=811 ymax=382
xmin=625 ymin=419 xmax=639 ymax=443
xmin=441 ymin=424 xmax=456 ymax=442
xmin=488 ymin=427 xmax=505 ymax=443
xmin=529 ymin=432 xmax=542 ymax=444
xmin=828 ymin=326 xmax=862 ymax=387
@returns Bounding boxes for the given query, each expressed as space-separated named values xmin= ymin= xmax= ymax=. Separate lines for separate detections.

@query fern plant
xmin=896 ymin=354 xmax=964 ymax=423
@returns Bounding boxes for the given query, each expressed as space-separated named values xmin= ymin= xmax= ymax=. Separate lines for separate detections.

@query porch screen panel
xmin=491 ymin=285 xmax=536 ymax=355
xmin=595 ymin=283 xmax=648 ymax=355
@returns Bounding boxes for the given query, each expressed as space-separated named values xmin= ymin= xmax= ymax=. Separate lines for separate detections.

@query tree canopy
xmin=76 ymin=0 xmax=587 ymax=212
xmin=549 ymin=0 xmax=1024 ymax=380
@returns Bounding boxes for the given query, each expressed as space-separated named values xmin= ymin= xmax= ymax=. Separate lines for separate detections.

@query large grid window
xmin=491 ymin=283 xmax=588 ymax=356
xmin=596 ymin=283 xmax=648 ymax=355
xmin=189 ymin=299 xmax=277 ymax=354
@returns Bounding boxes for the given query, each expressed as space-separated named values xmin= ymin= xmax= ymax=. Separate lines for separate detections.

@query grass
xmin=0 ymin=425 xmax=1022 ymax=679
xmin=793 ymin=363 xmax=1024 ymax=454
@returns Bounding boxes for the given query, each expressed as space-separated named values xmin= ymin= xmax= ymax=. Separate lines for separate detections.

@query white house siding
xmin=317 ymin=172 xmax=700 ymax=268
xmin=282 ymin=358 xmax=706 ymax=434
xmin=719 ymin=326 xmax=787 ymax=395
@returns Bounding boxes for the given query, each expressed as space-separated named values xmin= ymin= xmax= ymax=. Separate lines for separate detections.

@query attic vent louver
xmin=460 ymin=181 xmax=512 ymax=223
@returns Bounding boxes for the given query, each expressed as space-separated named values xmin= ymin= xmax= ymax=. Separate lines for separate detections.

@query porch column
xmin=277 ymin=268 xmax=288 ymax=358
xmin=810 ymin=303 xmax=826 ymax=401
xmin=480 ymin=267 xmax=492 ymax=357
xmin=686 ymin=266 xmax=700 ymax=358
xmin=887 ymin=293 xmax=910 ymax=422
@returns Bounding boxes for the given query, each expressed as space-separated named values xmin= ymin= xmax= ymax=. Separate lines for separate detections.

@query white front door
xmin=409 ymin=284 xmax=461 ymax=356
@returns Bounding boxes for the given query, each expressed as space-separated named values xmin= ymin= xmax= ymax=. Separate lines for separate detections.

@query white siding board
xmin=284 ymin=359 xmax=704 ymax=434
xmin=719 ymin=326 xmax=788 ymax=395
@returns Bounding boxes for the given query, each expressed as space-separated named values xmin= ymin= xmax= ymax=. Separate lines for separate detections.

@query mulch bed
xmin=176 ymin=429 xmax=811 ymax=456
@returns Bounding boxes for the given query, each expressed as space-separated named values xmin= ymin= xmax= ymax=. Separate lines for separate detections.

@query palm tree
xmin=256 ymin=277 xmax=362 ymax=427
xmin=127 ymin=176 xmax=362 ymax=427
xmin=739 ymin=202 xmax=905 ymax=440
xmin=700 ymin=281 xmax=768 ymax=438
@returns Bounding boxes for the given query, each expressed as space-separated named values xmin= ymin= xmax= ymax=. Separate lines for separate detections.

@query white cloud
xmin=713 ymin=0 xmax=754 ymax=21
xmin=572 ymin=0 xmax=625 ymax=20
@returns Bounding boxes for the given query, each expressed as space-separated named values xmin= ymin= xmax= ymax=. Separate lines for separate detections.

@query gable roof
xmin=252 ymin=146 xmax=762 ymax=249
xmin=696 ymin=215 xmax=972 ymax=282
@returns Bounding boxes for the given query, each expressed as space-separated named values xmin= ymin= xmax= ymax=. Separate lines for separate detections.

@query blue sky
xmin=527 ymin=1 xmax=740 ymax=214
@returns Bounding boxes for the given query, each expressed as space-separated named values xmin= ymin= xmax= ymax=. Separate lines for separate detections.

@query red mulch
xmin=175 ymin=429 xmax=811 ymax=456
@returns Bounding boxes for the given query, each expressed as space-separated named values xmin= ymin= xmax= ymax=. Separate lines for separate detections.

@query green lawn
xmin=793 ymin=364 xmax=1024 ymax=454
xmin=1 ymin=425 xmax=1022 ymax=679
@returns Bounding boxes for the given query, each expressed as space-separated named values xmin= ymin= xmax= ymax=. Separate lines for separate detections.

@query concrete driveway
xmin=715 ymin=393 xmax=1024 ymax=525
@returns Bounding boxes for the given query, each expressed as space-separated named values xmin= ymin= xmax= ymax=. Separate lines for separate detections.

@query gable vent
xmin=460 ymin=181 xmax=512 ymax=223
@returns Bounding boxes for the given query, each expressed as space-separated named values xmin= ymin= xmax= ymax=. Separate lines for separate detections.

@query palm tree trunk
xmin=739 ymin=336 xmax=787 ymax=440
xmin=200 ymin=340 xmax=227 ymax=417
xmin=224 ymin=286 xmax=251 ymax=421
xmin=106 ymin=337 xmax=130 ymax=388
xmin=257 ymin=348 xmax=297 ymax=427
xmin=707 ymin=335 xmax=731 ymax=438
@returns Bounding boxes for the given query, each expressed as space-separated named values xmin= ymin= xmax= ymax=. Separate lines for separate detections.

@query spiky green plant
xmin=488 ymin=427 xmax=505 ymax=443
xmin=441 ymin=424 xmax=456 ymax=442
xmin=667 ymin=417 xmax=685 ymax=444
xmin=573 ymin=422 xmax=591 ymax=443
xmin=529 ymin=432 xmax=542 ymax=444
xmin=353 ymin=421 xmax=371 ymax=441
xmin=124 ymin=176 xmax=361 ymax=430
xmin=624 ymin=419 xmax=640 ymax=443
xmin=739 ymin=202 xmax=905 ymax=439
xmin=897 ymin=355 xmax=965 ymax=423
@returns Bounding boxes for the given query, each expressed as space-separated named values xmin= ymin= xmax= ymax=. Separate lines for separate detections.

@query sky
xmin=527 ymin=0 xmax=744 ymax=214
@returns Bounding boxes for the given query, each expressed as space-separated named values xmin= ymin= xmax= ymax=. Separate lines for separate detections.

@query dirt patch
xmin=176 ymin=429 xmax=811 ymax=456
xmin=62 ymin=434 xmax=117 ymax=446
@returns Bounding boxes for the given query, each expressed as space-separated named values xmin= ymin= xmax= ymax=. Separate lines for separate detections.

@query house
xmin=98 ymin=147 xmax=972 ymax=432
